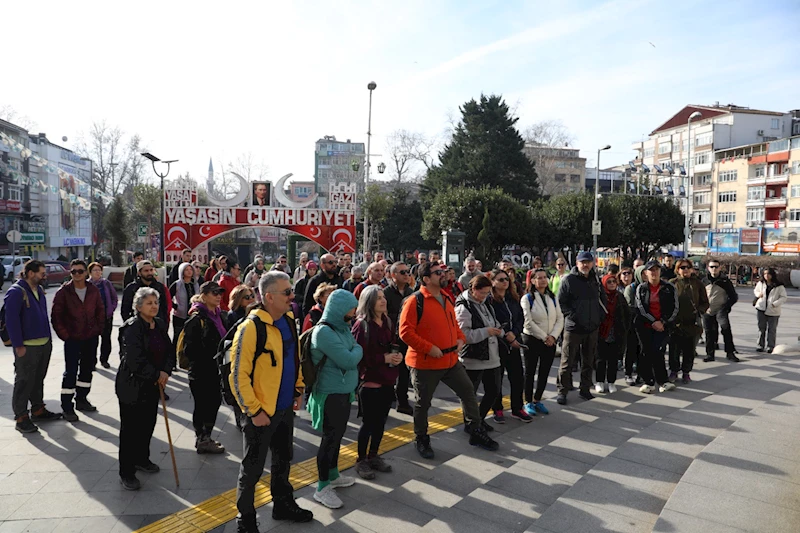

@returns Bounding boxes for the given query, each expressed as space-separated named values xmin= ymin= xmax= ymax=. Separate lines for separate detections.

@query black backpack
xmin=298 ymin=320 xmax=333 ymax=392
xmin=215 ymin=315 xmax=269 ymax=407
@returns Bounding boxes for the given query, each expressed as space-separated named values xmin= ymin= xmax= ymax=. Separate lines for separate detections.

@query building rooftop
xmin=651 ymin=104 xmax=787 ymax=135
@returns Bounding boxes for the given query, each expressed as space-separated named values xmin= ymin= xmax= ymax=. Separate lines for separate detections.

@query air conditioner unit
xmin=757 ymin=130 xmax=765 ymax=136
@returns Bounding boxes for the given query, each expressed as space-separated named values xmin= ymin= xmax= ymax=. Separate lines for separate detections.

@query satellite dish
xmin=62 ymin=136 xmax=68 ymax=142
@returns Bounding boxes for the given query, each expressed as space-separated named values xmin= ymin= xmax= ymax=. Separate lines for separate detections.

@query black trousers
xmin=99 ymin=317 xmax=114 ymax=364
xmin=492 ymin=343 xmax=524 ymax=413
xmin=13 ymin=341 xmax=52 ymax=419
xmin=466 ymin=366 xmax=501 ymax=420
xmin=703 ymin=310 xmax=735 ymax=356
xmin=624 ymin=327 xmax=640 ymax=376
xmin=357 ymin=385 xmax=394 ymax=458
xmin=172 ymin=316 xmax=186 ymax=348
xmin=236 ymin=408 xmax=294 ymax=520
xmin=61 ymin=337 xmax=99 ymax=411
xmin=118 ymin=387 xmax=159 ymax=477
xmin=395 ymin=351 xmax=411 ymax=407
xmin=596 ymin=340 xmax=623 ymax=384
xmin=522 ymin=334 xmax=556 ymax=403
xmin=317 ymin=393 xmax=352 ymax=482
xmin=636 ymin=328 xmax=669 ymax=386
xmin=668 ymin=329 xmax=696 ymax=374
xmin=190 ymin=376 xmax=222 ymax=438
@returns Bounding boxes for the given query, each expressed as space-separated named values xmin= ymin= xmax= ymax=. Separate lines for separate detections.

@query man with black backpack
xmin=229 ymin=271 xmax=312 ymax=532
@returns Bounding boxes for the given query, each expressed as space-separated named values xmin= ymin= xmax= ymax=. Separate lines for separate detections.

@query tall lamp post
xmin=685 ymin=111 xmax=702 ymax=254
xmin=593 ymin=145 xmax=611 ymax=251
xmin=141 ymin=153 xmax=177 ymax=264
xmin=363 ymin=81 xmax=377 ymax=255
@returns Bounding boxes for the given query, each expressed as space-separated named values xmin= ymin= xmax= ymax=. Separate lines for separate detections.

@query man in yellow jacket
xmin=230 ymin=271 xmax=312 ymax=532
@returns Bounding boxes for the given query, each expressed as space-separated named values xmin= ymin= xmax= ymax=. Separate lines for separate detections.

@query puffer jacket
xmin=521 ymin=289 xmax=564 ymax=341
xmin=557 ymin=267 xmax=608 ymax=334
xmin=310 ymin=290 xmax=363 ymax=395
xmin=754 ymin=282 xmax=788 ymax=317
xmin=455 ymin=291 xmax=501 ymax=370
xmin=399 ymin=286 xmax=466 ymax=371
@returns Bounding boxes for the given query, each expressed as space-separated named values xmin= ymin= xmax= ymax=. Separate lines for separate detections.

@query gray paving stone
xmin=653 ymin=509 xmax=748 ymax=533
xmin=342 ymin=496 xmax=434 ymax=533
xmin=544 ymin=426 xmax=624 ymax=467
xmin=455 ymin=485 xmax=546 ymax=532
xmin=0 ymin=519 xmax=60 ymax=533
xmin=0 ymin=472 xmax=58 ymax=495
xmin=512 ymin=449 xmax=593 ymax=484
xmin=561 ymin=473 xmax=667 ymax=525
xmin=590 ymin=456 xmax=681 ymax=498
xmin=699 ymin=441 xmax=800 ymax=480
xmin=531 ymin=497 xmax=653 ymax=533
xmin=486 ymin=470 xmax=571 ymax=506
xmin=610 ymin=428 xmax=708 ymax=475
xmin=584 ymin=414 xmax=653 ymax=438
xmin=421 ymin=505 xmax=510 ymax=533
xmin=387 ymin=478 xmax=462 ymax=517
xmin=415 ymin=453 xmax=507 ymax=496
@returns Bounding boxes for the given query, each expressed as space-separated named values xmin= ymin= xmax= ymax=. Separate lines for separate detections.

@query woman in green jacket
xmin=308 ymin=289 xmax=362 ymax=510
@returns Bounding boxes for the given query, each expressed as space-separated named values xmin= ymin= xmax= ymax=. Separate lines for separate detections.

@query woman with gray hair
xmin=115 ymin=287 xmax=175 ymax=491
xmin=351 ymin=285 xmax=401 ymax=480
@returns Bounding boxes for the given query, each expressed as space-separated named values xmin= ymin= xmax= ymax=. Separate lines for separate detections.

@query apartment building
xmin=314 ymin=135 xmax=365 ymax=208
xmin=522 ymin=143 xmax=586 ymax=196
xmin=631 ymin=103 xmax=795 ymax=253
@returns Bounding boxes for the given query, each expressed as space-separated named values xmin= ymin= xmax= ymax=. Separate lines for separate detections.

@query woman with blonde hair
xmin=226 ymin=284 xmax=255 ymax=327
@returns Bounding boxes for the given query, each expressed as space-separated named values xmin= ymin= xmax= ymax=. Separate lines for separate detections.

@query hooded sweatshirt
xmin=170 ymin=263 xmax=200 ymax=319
xmin=310 ymin=289 xmax=363 ymax=395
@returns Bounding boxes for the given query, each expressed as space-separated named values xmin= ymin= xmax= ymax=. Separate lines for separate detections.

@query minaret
xmin=207 ymin=158 xmax=214 ymax=192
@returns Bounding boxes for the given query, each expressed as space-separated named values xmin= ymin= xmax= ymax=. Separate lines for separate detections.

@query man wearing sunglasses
xmin=51 ymin=260 xmax=106 ymax=421
xmin=385 ymin=262 xmax=415 ymax=415
xmin=702 ymin=260 xmax=739 ymax=362
xmin=302 ymin=253 xmax=343 ymax=316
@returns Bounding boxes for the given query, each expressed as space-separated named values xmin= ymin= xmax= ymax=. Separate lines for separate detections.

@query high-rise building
xmin=314 ymin=135 xmax=365 ymax=207
xmin=522 ymin=143 xmax=586 ymax=196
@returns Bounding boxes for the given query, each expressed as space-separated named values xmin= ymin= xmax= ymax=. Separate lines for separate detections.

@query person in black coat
xmin=122 ymin=261 xmax=170 ymax=324
xmin=302 ymin=254 xmax=343 ymax=315
xmin=115 ymin=287 xmax=175 ymax=491
xmin=123 ymin=252 xmax=144 ymax=288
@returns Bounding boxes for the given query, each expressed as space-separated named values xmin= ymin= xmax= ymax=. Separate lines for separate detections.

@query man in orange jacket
xmin=400 ymin=262 xmax=499 ymax=459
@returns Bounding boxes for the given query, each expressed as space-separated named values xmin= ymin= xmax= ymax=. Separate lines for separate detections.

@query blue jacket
xmin=310 ymin=289 xmax=362 ymax=395
xmin=3 ymin=280 xmax=51 ymax=348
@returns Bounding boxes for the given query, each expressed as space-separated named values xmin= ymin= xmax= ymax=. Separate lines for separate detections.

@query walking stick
xmin=159 ymin=384 xmax=180 ymax=488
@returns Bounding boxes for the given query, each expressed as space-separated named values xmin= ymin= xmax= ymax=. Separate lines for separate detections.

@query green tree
xmin=133 ymin=184 xmax=161 ymax=241
xmin=534 ymin=193 xmax=620 ymax=252
xmin=477 ymin=207 xmax=491 ymax=263
xmin=104 ymin=196 xmax=128 ymax=266
xmin=422 ymin=186 xmax=532 ymax=264
xmin=606 ymin=195 xmax=685 ymax=260
xmin=362 ymin=183 xmax=393 ymax=250
xmin=424 ymin=94 xmax=539 ymax=203
xmin=380 ymin=187 xmax=436 ymax=259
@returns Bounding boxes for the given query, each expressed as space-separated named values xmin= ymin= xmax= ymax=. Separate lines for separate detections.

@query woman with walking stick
xmin=116 ymin=287 xmax=176 ymax=491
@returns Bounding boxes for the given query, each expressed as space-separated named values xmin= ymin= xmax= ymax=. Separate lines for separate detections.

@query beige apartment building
xmin=523 ymin=143 xmax=586 ymax=196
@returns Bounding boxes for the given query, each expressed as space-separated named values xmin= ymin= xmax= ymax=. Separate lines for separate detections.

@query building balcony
xmin=693 ymin=182 xmax=712 ymax=191
xmin=693 ymin=202 xmax=711 ymax=210
xmin=766 ymin=173 xmax=789 ymax=185
xmin=746 ymin=198 xmax=767 ymax=207
xmin=693 ymin=223 xmax=711 ymax=230
xmin=695 ymin=162 xmax=713 ymax=173
xmin=764 ymin=196 xmax=788 ymax=208
xmin=747 ymin=176 xmax=767 ymax=185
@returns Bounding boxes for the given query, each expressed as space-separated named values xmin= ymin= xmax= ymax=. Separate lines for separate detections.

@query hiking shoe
xmin=416 ymin=435 xmax=434 ymax=459
xmin=659 ymin=382 xmax=676 ymax=393
xmin=119 ymin=475 xmax=141 ymax=491
xmin=272 ymin=496 xmax=313 ymax=523
xmin=682 ymin=373 xmax=692 ymax=384
xmin=703 ymin=355 xmax=715 ymax=363
xmin=469 ymin=428 xmax=499 ymax=451
xmin=727 ymin=353 xmax=741 ymax=363
xmin=314 ymin=485 xmax=343 ymax=509
xmin=396 ymin=404 xmax=413 ymax=416
xmin=608 ymin=383 xmax=618 ymax=394
xmin=556 ymin=394 xmax=567 ymax=405
xmin=510 ymin=409 xmax=533 ymax=423
xmin=63 ymin=411 xmax=79 ymax=422
xmin=31 ymin=408 xmax=62 ymax=422
xmin=624 ymin=375 xmax=635 ymax=386
xmin=594 ymin=382 xmax=605 ymax=394
xmin=579 ymin=391 xmax=594 ymax=401
xmin=15 ymin=416 xmax=39 ymax=434
xmin=668 ymin=371 xmax=678 ymax=383
xmin=196 ymin=436 xmax=225 ymax=454
xmin=135 ymin=461 xmax=160 ymax=474
xmin=492 ymin=410 xmax=506 ymax=424
xmin=75 ymin=400 xmax=97 ymax=412
xmin=533 ymin=401 xmax=550 ymax=415
xmin=368 ymin=455 xmax=392 ymax=473
xmin=639 ymin=384 xmax=655 ymax=394
xmin=330 ymin=474 xmax=355 ymax=488
xmin=100 ymin=361 xmax=111 ymax=369
xmin=355 ymin=458 xmax=375 ymax=480
xmin=481 ymin=421 xmax=495 ymax=433
xmin=524 ymin=402 xmax=537 ymax=417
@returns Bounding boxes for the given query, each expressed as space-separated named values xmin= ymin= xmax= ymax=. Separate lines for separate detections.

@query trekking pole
xmin=159 ymin=384 xmax=180 ymax=488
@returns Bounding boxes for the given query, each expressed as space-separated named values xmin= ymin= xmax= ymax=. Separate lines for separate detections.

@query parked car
xmin=0 ymin=256 xmax=32 ymax=281
xmin=43 ymin=262 xmax=70 ymax=289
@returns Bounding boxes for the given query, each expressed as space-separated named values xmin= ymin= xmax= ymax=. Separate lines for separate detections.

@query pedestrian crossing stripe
xmin=134 ymin=397 xmax=511 ymax=533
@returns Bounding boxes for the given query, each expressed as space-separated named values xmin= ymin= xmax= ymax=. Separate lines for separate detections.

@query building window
xmin=682 ymin=139 xmax=694 ymax=152
xmin=693 ymin=211 xmax=711 ymax=224
xmin=791 ymin=185 xmax=800 ymax=197
xmin=8 ymin=185 xmax=21 ymax=201
xmin=695 ymin=133 xmax=712 ymax=147
xmin=643 ymin=147 xmax=654 ymax=158
xmin=719 ymin=170 xmax=738 ymax=182
xmin=696 ymin=174 xmax=712 ymax=185
xmin=748 ymin=186 xmax=766 ymax=201
xmin=555 ymin=174 xmax=566 ymax=182
xmin=718 ymin=191 xmax=737 ymax=203
xmin=570 ymin=174 xmax=580 ymax=183
xmin=659 ymin=143 xmax=671 ymax=154
xmin=790 ymin=209 xmax=800 ymax=221
xmin=747 ymin=208 xmax=765 ymax=222
xmin=771 ymin=118 xmax=780 ymax=129
xmin=694 ymin=192 xmax=710 ymax=205
xmin=755 ymin=166 xmax=766 ymax=178
xmin=791 ymin=161 xmax=800 ymax=174
xmin=555 ymin=161 xmax=566 ymax=168
xmin=717 ymin=212 xmax=736 ymax=224
xmin=695 ymin=151 xmax=711 ymax=165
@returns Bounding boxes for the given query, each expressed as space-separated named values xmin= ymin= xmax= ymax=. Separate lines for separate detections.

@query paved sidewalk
xmin=0 ymin=287 xmax=797 ymax=532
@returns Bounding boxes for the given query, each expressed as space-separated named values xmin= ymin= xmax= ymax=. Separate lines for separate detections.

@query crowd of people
xmin=1 ymin=247 xmax=790 ymax=533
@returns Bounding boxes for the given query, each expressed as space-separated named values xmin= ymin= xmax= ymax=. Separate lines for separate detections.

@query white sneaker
xmin=608 ymin=383 xmax=617 ymax=393
xmin=330 ymin=474 xmax=355 ymax=488
xmin=594 ymin=382 xmax=605 ymax=394
xmin=314 ymin=485 xmax=343 ymax=509
xmin=639 ymin=384 xmax=655 ymax=394
xmin=659 ymin=382 xmax=676 ymax=393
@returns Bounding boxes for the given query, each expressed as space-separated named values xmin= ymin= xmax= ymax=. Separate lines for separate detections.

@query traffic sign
xmin=6 ymin=230 xmax=21 ymax=243
xmin=137 ymin=223 xmax=148 ymax=237
xmin=591 ymin=221 xmax=602 ymax=236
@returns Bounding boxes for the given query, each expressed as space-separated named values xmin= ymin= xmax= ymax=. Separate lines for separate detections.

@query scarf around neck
xmin=190 ymin=302 xmax=227 ymax=337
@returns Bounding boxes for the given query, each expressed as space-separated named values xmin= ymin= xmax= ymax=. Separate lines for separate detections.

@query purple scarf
xmin=190 ymin=302 xmax=227 ymax=337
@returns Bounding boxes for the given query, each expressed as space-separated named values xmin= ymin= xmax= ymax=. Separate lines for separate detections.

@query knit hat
xmin=306 ymin=261 xmax=318 ymax=270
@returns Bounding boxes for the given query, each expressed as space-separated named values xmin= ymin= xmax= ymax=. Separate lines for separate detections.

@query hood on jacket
xmin=177 ymin=262 xmax=193 ymax=281
xmin=320 ymin=289 xmax=358 ymax=331
xmin=634 ymin=265 xmax=646 ymax=285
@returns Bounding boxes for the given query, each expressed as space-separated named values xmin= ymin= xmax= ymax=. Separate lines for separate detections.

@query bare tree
xmin=0 ymin=105 xmax=37 ymax=131
xmin=384 ymin=129 xmax=438 ymax=182
xmin=76 ymin=121 xmax=149 ymax=197
xmin=522 ymin=120 xmax=577 ymax=197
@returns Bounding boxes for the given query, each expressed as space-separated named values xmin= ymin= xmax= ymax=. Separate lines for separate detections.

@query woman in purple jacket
xmin=88 ymin=262 xmax=118 ymax=369
xmin=352 ymin=285 xmax=402 ymax=481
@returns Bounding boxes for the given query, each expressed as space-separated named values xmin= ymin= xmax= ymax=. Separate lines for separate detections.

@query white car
xmin=0 ymin=256 xmax=32 ymax=282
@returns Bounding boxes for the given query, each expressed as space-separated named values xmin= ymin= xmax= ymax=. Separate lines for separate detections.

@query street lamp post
xmin=141 ymin=153 xmax=177 ymax=264
xmin=685 ymin=111 xmax=702 ymax=254
xmin=363 ymin=81 xmax=377 ymax=255
xmin=593 ymin=145 xmax=611 ymax=251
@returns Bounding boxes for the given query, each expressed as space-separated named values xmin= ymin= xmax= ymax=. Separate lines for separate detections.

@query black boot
xmin=726 ymin=353 xmax=741 ymax=363
xmin=272 ymin=495 xmax=313 ymax=523
xmin=236 ymin=514 xmax=259 ymax=533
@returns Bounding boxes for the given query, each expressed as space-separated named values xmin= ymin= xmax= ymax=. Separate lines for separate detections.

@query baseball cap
xmin=200 ymin=281 xmax=223 ymax=294
xmin=576 ymin=251 xmax=594 ymax=262
xmin=644 ymin=260 xmax=661 ymax=271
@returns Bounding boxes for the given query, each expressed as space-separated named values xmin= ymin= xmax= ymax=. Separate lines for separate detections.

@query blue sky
xmin=3 ymin=0 xmax=799 ymax=186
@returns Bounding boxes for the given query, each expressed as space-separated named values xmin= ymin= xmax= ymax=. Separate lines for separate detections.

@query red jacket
xmin=218 ymin=272 xmax=240 ymax=312
xmin=399 ymin=286 xmax=465 ymax=370
xmin=204 ymin=266 xmax=217 ymax=282
xmin=51 ymin=281 xmax=105 ymax=341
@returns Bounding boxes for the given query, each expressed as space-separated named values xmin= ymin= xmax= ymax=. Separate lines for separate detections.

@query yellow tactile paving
xmin=134 ymin=397 xmax=511 ymax=532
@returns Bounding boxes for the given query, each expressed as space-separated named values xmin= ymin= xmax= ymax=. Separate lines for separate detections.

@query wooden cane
xmin=159 ymin=385 xmax=180 ymax=488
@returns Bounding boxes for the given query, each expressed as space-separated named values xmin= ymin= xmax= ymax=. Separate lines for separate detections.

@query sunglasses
xmin=708 ymin=265 xmax=720 ymax=269
xmin=210 ymin=289 xmax=224 ymax=296
xmin=71 ymin=269 xmax=86 ymax=275
xmin=621 ymin=272 xmax=632 ymax=276
xmin=494 ymin=277 xmax=509 ymax=282
xmin=324 ymin=260 xmax=336 ymax=265
xmin=430 ymin=270 xmax=445 ymax=276
xmin=270 ymin=288 xmax=294 ymax=297
xmin=556 ymin=263 xmax=566 ymax=267
xmin=679 ymin=266 xmax=691 ymax=270
xmin=397 ymin=269 xmax=410 ymax=275
xmin=243 ymin=294 xmax=255 ymax=300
